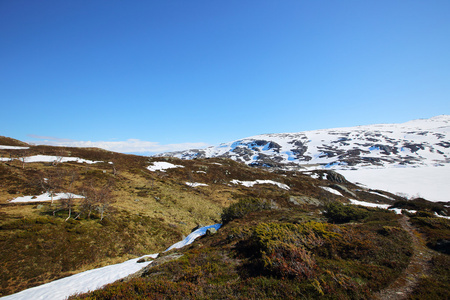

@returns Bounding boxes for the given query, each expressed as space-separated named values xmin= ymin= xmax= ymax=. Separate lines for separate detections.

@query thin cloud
xmin=27 ymin=135 xmax=209 ymax=154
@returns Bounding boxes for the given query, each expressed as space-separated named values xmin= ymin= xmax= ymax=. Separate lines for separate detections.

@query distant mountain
xmin=160 ymin=115 xmax=450 ymax=169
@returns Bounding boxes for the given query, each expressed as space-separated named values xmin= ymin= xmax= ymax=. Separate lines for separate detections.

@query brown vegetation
xmin=0 ymin=137 xmax=448 ymax=299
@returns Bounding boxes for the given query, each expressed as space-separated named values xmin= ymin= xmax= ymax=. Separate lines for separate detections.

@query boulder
xmin=206 ymin=227 xmax=217 ymax=236
xmin=325 ymin=170 xmax=347 ymax=183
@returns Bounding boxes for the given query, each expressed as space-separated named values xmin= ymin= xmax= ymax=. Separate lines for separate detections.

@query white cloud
xmin=27 ymin=135 xmax=209 ymax=154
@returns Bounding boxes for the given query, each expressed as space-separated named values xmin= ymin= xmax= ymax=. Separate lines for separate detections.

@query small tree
xmin=97 ymin=185 xmax=113 ymax=221
xmin=79 ymin=181 xmax=115 ymax=221
xmin=16 ymin=149 xmax=29 ymax=169
xmin=60 ymin=192 xmax=75 ymax=221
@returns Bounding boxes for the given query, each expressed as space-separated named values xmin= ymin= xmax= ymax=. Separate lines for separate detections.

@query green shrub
xmin=221 ymin=197 xmax=271 ymax=224
xmin=410 ymin=216 xmax=450 ymax=254
xmin=252 ymin=222 xmax=325 ymax=280
xmin=323 ymin=202 xmax=369 ymax=223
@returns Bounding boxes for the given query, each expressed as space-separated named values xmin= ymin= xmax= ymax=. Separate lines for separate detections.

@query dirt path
xmin=374 ymin=215 xmax=433 ymax=300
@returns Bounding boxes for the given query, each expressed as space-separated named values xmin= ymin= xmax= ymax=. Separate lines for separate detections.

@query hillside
xmin=0 ymin=136 xmax=449 ymax=299
xmin=161 ymin=115 xmax=450 ymax=170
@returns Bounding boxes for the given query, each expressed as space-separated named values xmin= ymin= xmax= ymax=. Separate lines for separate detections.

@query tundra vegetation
xmin=0 ymin=136 xmax=448 ymax=299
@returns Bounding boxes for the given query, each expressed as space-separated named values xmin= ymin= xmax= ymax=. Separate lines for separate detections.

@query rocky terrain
xmin=161 ymin=115 xmax=450 ymax=170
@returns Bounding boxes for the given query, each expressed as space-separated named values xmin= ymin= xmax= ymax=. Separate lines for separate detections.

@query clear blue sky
xmin=1 ymin=0 xmax=449 ymax=154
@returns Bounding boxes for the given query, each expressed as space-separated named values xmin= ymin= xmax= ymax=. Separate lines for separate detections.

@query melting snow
xmin=2 ymin=224 xmax=222 ymax=300
xmin=9 ymin=192 xmax=85 ymax=203
xmin=166 ymin=224 xmax=221 ymax=252
xmin=348 ymin=199 xmax=391 ymax=209
xmin=348 ymin=199 xmax=421 ymax=215
xmin=0 ymin=145 xmax=30 ymax=150
xmin=230 ymin=179 xmax=290 ymax=190
xmin=147 ymin=161 xmax=184 ymax=172
xmin=320 ymin=186 xmax=343 ymax=196
xmin=185 ymin=182 xmax=208 ymax=188
xmin=0 ymin=155 xmax=102 ymax=164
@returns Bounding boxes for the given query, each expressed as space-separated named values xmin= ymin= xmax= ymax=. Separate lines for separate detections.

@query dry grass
xmin=3 ymin=140 xmax=446 ymax=299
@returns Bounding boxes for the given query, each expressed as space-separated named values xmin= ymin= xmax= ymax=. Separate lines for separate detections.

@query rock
xmin=289 ymin=196 xmax=322 ymax=206
xmin=123 ymin=253 xmax=184 ymax=282
xmin=206 ymin=227 xmax=217 ymax=236
xmin=137 ymin=256 xmax=154 ymax=263
xmin=35 ymin=204 xmax=44 ymax=209
xmin=325 ymin=170 xmax=347 ymax=183
xmin=434 ymin=239 xmax=450 ymax=255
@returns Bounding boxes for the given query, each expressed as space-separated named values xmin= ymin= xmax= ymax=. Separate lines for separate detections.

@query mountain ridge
xmin=160 ymin=115 xmax=450 ymax=170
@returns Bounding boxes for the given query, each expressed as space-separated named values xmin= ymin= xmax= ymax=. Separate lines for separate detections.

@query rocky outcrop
xmin=325 ymin=171 xmax=347 ymax=183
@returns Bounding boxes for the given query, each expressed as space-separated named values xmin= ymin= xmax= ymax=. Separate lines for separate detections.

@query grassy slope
xmin=73 ymin=203 xmax=449 ymax=300
xmin=0 ymin=142 xmax=338 ymax=296
xmin=1 ymin=138 xmax=448 ymax=298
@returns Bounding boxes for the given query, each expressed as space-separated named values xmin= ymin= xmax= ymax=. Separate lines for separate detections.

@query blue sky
xmin=1 ymin=0 xmax=449 ymax=154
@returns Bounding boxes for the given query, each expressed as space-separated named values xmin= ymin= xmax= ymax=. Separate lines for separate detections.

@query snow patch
xmin=9 ymin=192 xmax=84 ymax=203
xmin=0 ymin=145 xmax=30 ymax=150
xmin=230 ymin=179 xmax=290 ymax=190
xmin=1 ymin=255 xmax=157 ymax=300
xmin=185 ymin=182 xmax=208 ymax=188
xmin=166 ymin=224 xmax=221 ymax=252
xmin=0 ymin=155 xmax=102 ymax=164
xmin=348 ymin=199 xmax=391 ymax=209
xmin=3 ymin=224 xmax=221 ymax=300
xmin=320 ymin=186 xmax=343 ymax=196
xmin=147 ymin=161 xmax=184 ymax=172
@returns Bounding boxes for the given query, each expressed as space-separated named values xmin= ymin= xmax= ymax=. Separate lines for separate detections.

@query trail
xmin=374 ymin=215 xmax=433 ymax=300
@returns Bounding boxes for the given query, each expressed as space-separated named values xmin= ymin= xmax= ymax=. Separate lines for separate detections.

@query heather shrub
xmin=252 ymin=222 xmax=326 ymax=279
xmin=221 ymin=197 xmax=271 ymax=224
xmin=323 ymin=201 xmax=369 ymax=223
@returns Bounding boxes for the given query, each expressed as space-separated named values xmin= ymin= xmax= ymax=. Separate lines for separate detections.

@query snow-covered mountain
xmin=160 ymin=115 xmax=450 ymax=170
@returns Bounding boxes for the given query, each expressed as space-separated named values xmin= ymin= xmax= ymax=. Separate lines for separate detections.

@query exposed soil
xmin=374 ymin=215 xmax=433 ymax=299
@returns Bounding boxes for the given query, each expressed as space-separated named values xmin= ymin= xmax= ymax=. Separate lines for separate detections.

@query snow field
xmin=339 ymin=165 xmax=450 ymax=202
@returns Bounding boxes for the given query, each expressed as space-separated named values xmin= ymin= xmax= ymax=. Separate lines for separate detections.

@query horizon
xmin=1 ymin=1 xmax=449 ymax=154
